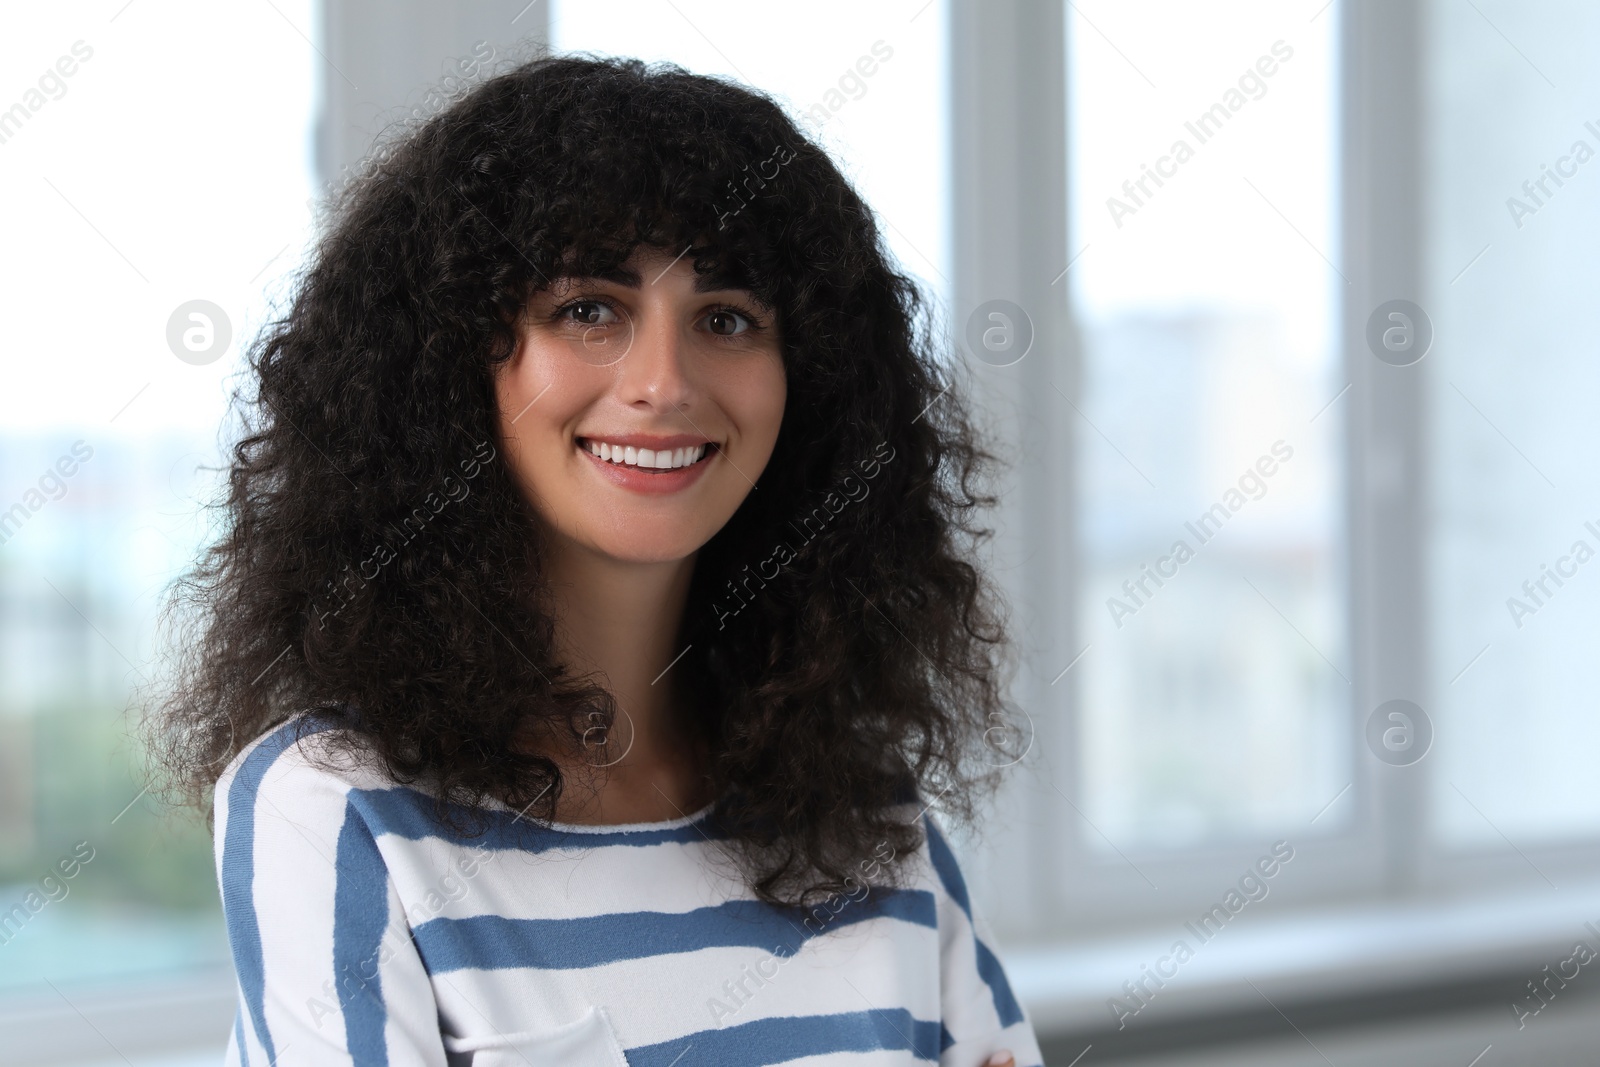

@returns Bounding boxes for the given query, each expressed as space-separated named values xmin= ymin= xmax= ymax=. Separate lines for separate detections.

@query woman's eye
xmin=705 ymin=309 xmax=752 ymax=336
xmin=562 ymin=300 xmax=619 ymax=326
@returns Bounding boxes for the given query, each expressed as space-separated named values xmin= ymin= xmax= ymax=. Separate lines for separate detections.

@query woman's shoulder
xmin=213 ymin=712 xmax=393 ymax=826
xmin=872 ymin=799 xmax=978 ymax=907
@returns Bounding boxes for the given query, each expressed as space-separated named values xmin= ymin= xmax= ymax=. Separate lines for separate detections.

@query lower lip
xmin=578 ymin=442 xmax=716 ymax=495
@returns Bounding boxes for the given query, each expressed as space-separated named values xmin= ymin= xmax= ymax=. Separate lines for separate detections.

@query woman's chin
xmin=576 ymin=527 xmax=709 ymax=566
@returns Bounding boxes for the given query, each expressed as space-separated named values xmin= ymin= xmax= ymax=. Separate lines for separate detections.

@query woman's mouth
xmin=577 ymin=437 xmax=715 ymax=472
xmin=575 ymin=435 xmax=720 ymax=495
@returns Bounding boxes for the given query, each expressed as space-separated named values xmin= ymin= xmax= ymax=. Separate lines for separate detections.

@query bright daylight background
xmin=0 ymin=0 xmax=317 ymax=999
xmin=1067 ymin=1 xmax=1344 ymax=849
xmin=5 ymin=0 xmax=1600 ymax=1064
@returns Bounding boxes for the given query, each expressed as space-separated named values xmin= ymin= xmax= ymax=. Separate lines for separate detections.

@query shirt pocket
xmin=443 ymin=1006 xmax=630 ymax=1067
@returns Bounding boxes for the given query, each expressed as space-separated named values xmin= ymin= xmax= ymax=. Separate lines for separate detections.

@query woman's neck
xmin=537 ymin=534 xmax=711 ymax=823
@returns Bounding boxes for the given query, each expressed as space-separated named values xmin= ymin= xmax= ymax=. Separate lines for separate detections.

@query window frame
xmin=955 ymin=0 xmax=1600 ymax=944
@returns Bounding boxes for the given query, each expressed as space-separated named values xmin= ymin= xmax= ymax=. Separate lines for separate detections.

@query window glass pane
xmin=0 ymin=0 xmax=315 ymax=990
xmin=1067 ymin=1 xmax=1347 ymax=847
xmin=1425 ymin=0 xmax=1600 ymax=846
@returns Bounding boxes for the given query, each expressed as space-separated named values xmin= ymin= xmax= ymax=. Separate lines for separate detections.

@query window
xmin=0 ymin=0 xmax=317 ymax=998
xmin=979 ymin=0 xmax=1600 ymax=945
xmin=1067 ymin=0 xmax=1346 ymax=852
xmin=1423 ymin=0 xmax=1600 ymax=853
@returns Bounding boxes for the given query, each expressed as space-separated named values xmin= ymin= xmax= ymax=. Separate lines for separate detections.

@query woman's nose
xmin=616 ymin=311 xmax=696 ymax=412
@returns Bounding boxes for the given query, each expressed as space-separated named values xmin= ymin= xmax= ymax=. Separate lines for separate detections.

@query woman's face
xmin=495 ymin=245 xmax=786 ymax=564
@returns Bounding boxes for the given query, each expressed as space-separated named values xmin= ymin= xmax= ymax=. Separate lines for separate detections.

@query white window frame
xmin=953 ymin=0 xmax=1600 ymax=946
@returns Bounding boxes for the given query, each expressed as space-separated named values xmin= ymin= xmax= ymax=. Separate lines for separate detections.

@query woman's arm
xmin=215 ymin=722 xmax=449 ymax=1067
xmin=923 ymin=815 xmax=1045 ymax=1067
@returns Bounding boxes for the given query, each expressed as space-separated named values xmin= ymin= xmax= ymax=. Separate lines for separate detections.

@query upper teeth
xmin=584 ymin=440 xmax=708 ymax=469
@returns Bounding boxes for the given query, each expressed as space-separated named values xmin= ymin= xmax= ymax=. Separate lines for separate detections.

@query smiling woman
xmin=147 ymin=53 xmax=1041 ymax=1067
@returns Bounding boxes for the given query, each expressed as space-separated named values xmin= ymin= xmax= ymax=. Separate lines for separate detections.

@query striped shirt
xmin=215 ymin=717 xmax=1044 ymax=1066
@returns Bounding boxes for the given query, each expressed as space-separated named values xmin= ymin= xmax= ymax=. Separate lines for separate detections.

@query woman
xmin=153 ymin=54 xmax=1043 ymax=1067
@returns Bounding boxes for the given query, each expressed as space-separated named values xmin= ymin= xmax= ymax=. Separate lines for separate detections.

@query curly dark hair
xmin=149 ymin=53 xmax=1015 ymax=905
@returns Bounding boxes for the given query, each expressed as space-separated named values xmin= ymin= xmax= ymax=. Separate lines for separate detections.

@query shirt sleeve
xmin=923 ymin=815 xmax=1045 ymax=1067
xmin=215 ymin=723 xmax=450 ymax=1067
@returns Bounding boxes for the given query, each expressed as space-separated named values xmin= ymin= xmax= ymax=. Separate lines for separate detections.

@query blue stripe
xmin=972 ymin=939 xmax=1025 ymax=1026
xmin=233 ymin=1012 xmax=248 ymax=1067
xmin=923 ymin=817 xmax=1025 ymax=1026
xmin=626 ymin=1010 xmax=944 ymax=1066
xmin=220 ymin=717 xmax=339 ymax=1064
xmin=347 ymin=786 xmax=725 ymax=852
xmin=333 ymin=799 xmax=392 ymax=1065
xmin=412 ymin=889 xmax=937 ymax=974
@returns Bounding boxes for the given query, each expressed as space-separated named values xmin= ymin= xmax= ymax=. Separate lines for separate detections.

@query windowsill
xmin=0 ymin=969 xmax=236 ymax=1067
xmin=1005 ymin=877 xmax=1600 ymax=1036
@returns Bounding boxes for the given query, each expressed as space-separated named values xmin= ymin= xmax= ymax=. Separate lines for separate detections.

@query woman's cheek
xmin=736 ymin=351 xmax=786 ymax=464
